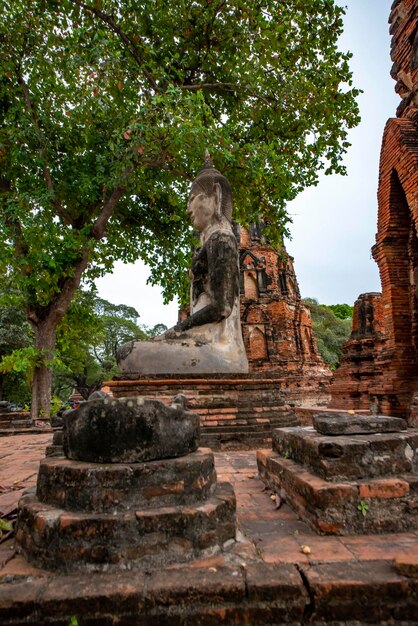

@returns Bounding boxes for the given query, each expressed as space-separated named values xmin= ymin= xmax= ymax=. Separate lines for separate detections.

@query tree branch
xmin=180 ymin=82 xmax=236 ymax=91
xmin=91 ymin=186 xmax=126 ymax=240
xmin=68 ymin=0 xmax=159 ymax=93
xmin=15 ymin=71 xmax=74 ymax=226
xmin=0 ymin=177 xmax=29 ymax=260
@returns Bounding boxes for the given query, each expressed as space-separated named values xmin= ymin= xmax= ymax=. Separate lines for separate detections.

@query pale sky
xmin=96 ymin=0 xmax=399 ymax=328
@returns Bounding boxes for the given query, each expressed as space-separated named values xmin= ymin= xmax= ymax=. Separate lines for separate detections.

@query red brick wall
xmin=330 ymin=0 xmax=418 ymax=422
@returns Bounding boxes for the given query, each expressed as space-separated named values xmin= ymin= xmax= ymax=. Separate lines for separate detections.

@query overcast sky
xmin=96 ymin=0 xmax=399 ymax=328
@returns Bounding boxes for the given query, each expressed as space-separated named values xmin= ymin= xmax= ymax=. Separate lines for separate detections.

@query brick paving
xmin=1 ymin=434 xmax=417 ymax=573
xmin=0 ymin=434 xmax=52 ymax=517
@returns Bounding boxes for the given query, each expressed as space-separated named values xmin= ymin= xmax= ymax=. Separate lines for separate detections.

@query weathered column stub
xmin=258 ymin=412 xmax=418 ymax=535
xmin=63 ymin=396 xmax=200 ymax=463
xmin=16 ymin=394 xmax=237 ymax=572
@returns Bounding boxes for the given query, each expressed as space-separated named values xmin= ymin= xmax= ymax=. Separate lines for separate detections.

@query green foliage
xmin=53 ymin=289 xmax=149 ymax=399
xmin=322 ymin=303 xmax=354 ymax=320
xmin=0 ymin=518 xmax=13 ymax=532
xmin=141 ymin=323 xmax=168 ymax=338
xmin=0 ymin=0 xmax=361 ymax=304
xmin=357 ymin=500 xmax=369 ymax=517
xmin=303 ymin=298 xmax=352 ymax=369
xmin=1 ymin=370 xmax=31 ymax=405
xmin=0 ymin=291 xmax=33 ymax=402
xmin=0 ymin=0 xmax=360 ymax=413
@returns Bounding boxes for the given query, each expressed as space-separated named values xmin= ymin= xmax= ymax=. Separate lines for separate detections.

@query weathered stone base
xmin=272 ymin=424 xmax=417 ymax=482
xmin=16 ymin=480 xmax=236 ymax=573
xmin=36 ymin=450 xmax=217 ymax=512
xmin=257 ymin=424 xmax=418 ymax=535
xmin=107 ymin=375 xmax=301 ymax=449
xmin=258 ymin=449 xmax=418 ymax=535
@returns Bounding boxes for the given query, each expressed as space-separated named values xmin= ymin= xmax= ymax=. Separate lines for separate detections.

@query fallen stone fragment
xmin=64 ymin=396 xmax=200 ymax=463
xmin=313 ymin=413 xmax=407 ymax=436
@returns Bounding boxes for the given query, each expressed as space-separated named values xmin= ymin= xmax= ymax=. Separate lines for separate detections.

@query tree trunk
xmin=30 ymin=322 xmax=56 ymax=421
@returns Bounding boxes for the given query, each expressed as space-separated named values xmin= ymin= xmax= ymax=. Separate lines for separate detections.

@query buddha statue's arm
xmin=174 ymin=232 xmax=238 ymax=332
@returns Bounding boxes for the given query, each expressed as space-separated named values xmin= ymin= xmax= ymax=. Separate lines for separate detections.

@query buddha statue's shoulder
xmin=206 ymin=229 xmax=238 ymax=250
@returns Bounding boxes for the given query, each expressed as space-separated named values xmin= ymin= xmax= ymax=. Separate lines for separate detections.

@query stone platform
xmin=107 ymin=375 xmax=301 ymax=450
xmin=2 ymin=439 xmax=418 ymax=624
xmin=258 ymin=413 xmax=418 ymax=535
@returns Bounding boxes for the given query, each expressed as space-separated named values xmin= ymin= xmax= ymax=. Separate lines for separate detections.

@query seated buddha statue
xmin=117 ymin=154 xmax=248 ymax=374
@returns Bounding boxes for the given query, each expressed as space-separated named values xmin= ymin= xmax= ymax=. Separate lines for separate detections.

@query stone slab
xmin=395 ymin=554 xmax=418 ymax=579
xmin=272 ymin=426 xmax=418 ymax=481
xmin=0 ymin=562 xmax=312 ymax=626
xmin=303 ymin=560 xmax=417 ymax=623
xmin=64 ymin=396 xmax=200 ymax=463
xmin=1 ymin=559 xmax=417 ymax=625
xmin=313 ymin=412 xmax=407 ymax=435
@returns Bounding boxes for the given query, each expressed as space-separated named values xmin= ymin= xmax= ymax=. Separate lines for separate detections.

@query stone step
xmin=201 ymin=430 xmax=272 ymax=451
xmin=313 ymin=413 xmax=407 ymax=435
xmin=257 ymin=449 xmax=418 ymax=535
xmin=272 ymin=426 xmax=418 ymax=481
xmin=37 ymin=449 xmax=217 ymax=512
xmin=16 ymin=481 xmax=236 ymax=573
xmin=202 ymin=422 xmax=277 ymax=434
xmin=200 ymin=412 xmax=298 ymax=450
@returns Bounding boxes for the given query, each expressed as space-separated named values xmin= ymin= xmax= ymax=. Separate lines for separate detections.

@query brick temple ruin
xmin=238 ymin=223 xmax=329 ymax=389
xmin=256 ymin=0 xmax=418 ymax=542
xmin=330 ymin=0 xmax=418 ymax=424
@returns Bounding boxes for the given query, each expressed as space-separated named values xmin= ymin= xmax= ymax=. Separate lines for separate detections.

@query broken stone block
xmin=313 ymin=413 xmax=407 ymax=436
xmin=17 ymin=396 xmax=237 ymax=572
xmin=63 ymin=396 xmax=200 ymax=463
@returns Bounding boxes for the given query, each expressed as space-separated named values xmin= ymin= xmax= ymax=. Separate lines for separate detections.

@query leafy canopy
xmin=0 ymin=0 xmax=360 ymax=304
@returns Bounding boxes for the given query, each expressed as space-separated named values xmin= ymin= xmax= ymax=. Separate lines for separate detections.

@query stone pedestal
xmin=258 ymin=412 xmax=418 ymax=535
xmin=16 ymin=397 xmax=236 ymax=572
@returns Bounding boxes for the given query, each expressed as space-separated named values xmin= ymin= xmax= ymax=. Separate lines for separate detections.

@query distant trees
xmin=0 ymin=292 xmax=33 ymax=404
xmin=0 ymin=289 xmax=165 ymax=406
xmin=321 ymin=303 xmax=353 ymax=320
xmin=54 ymin=293 xmax=167 ymax=399
xmin=303 ymin=298 xmax=352 ymax=369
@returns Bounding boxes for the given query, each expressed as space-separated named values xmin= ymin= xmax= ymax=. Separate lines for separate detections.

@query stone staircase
xmin=108 ymin=375 xmax=301 ymax=450
xmin=200 ymin=409 xmax=299 ymax=449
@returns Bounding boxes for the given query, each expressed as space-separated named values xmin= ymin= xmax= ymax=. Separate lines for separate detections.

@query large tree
xmin=0 ymin=0 xmax=360 ymax=417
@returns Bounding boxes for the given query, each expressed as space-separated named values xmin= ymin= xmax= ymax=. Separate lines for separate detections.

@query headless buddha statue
xmin=117 ymin=155 xmax=248 ymax=374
